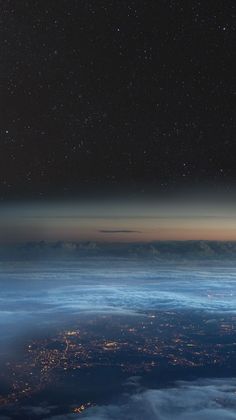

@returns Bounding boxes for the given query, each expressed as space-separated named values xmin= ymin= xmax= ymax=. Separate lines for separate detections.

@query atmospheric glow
xmin=1 ymin=198 xmax=236 ymax=242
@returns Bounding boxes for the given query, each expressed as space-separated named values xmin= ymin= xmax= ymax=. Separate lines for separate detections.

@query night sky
xmin=0 ymin=1 xmax=235 ymax=201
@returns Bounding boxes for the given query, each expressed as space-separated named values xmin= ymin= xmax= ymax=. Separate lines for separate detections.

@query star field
xmin=0 ymin=0 xmax=235 ymax=199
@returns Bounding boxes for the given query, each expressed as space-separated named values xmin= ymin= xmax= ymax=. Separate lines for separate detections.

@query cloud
xmin=99 ymin=230 xmax=141 ymax=234
xmin=1 ymin=263 xmax=236 ymax=330
xmin=3 ymin=240 xmax=236 ymax=261
xmin=44 ymin=378 xmax=236 ymax=420
xmin=1 ymin=404 xmax=57 ymax=419
xmin=22 ymin=405 xmax=56 ymax=416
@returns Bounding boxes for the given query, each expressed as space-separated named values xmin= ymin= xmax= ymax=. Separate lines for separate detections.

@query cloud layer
xmin=1 ymin=262 xmax=236 ymax=320
xmin=2 ymin=378 xmax=236 ymax=419
xmin=3 ymin=240 xmax=236 ymax=261
xmin=45 ymin=378 xmax=236 ymax=420
xmin=0 ymin=262 xmax=236 ymax=340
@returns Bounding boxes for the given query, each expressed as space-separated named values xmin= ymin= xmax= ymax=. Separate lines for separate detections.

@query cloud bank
xmin=3 ymin=240 xmax=236 ymax=261
xmin=44 ymin=378 xmax=236 ymax=419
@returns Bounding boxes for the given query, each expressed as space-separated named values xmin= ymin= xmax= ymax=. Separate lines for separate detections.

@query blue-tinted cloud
xmin=0 ymin=261 xmax=236 ymax=348
xmin=43 ymin=378 xmax=236 ymax=419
